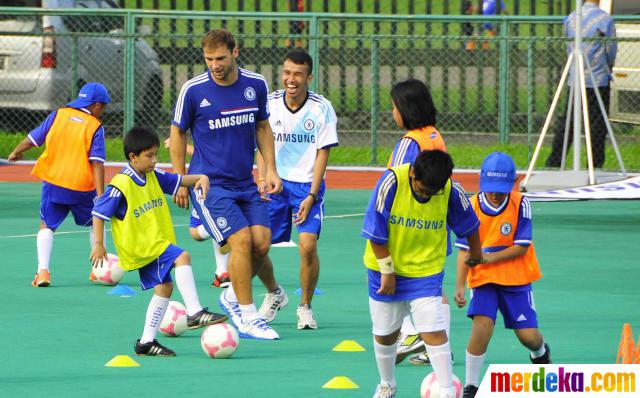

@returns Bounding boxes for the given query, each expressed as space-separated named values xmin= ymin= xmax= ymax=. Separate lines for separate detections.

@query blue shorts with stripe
xmin=138 ymin=244 xmax=184 ymax=290
xmin=189 ymin=185 xmax=269 ymax=244
xmin=267 ymin=180 xmax=325 ymax=244
xmin=40 ymin=183 xmax=96 ymax=230
xmin=467 ymin=283 xmax=539 ymax=329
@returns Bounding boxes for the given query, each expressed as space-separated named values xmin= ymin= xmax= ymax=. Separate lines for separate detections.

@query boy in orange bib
xmin=454 ymin=152 xmax=552 ymax=398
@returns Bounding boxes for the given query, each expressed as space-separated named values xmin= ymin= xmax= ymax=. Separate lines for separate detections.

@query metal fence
xmin=1 ymin=8 xmax=639 ymax=171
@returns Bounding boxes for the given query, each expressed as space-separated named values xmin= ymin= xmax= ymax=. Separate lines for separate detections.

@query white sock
xmin=239 ymin=303 xmax=258 ymax=320
xmin=425 ymin=341 xmax=454 ymax=392
xmin=530 ymin=341 xmax=547 ymax=359
xmin=140 ymin=295 xmax=169 ymax=343
xmin=401 ymin=315 xmax=418 ymax=335
xmin=465 ymin=350 xmax=486 ymax=387
xmin=196 ymin=224 xmax=210 ymax=240
xmin=225 ymin=284 xmax=238 ymax=302
xmin=174 ymin=265 xmax=203 ymax=316
xmin=212 ymin=240 xmax=229 ymax=275
xmin=36 ymin=228 xmax=54 ymax=271
xmin=373 ymin=339 xmax=397 ymax=387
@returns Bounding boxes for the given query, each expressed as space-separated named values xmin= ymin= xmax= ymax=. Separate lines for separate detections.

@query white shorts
xmin=369 ymin=296 xmax=447 ymax=336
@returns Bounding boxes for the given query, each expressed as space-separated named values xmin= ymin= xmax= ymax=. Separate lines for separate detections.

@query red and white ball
xmin=201 ymin=323 xmax=239 ymax=359
xmin=420 ymin=372 xmax=463 ymax=398
xmin=159 ymin=301 xmax=188 ymax=337
xmin=91 ymin=253 xmax=125 ymax=285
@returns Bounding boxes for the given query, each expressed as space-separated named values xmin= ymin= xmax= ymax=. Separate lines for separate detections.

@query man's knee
xmin=228 ymin=228 xmax=252 ymax=254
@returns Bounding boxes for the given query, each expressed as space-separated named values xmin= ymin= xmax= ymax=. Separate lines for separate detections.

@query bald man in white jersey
xmin=169 ymin=29 xmax=283 ymax=340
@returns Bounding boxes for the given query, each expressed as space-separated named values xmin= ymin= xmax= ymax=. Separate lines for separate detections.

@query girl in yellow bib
xmin=362 ymin=150 xmax=484 ymax=398
xmin=454 ymin=152 xmax=551 ymax=398
xmin=90 ymin=127 xmax=227 ymax=356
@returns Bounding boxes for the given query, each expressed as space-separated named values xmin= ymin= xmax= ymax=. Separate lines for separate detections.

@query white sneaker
xmin=237 ymin=316 xmax=280 ymax=340
xmin=218 ymin=289 xmax=242 ymax=328
xmin=258 ymin=286 xmax=289 ymax=322
xmin=373 ymin=382 xmax=397 ymax=398
xmin=296 ymin=304 xmax=318 ymax=329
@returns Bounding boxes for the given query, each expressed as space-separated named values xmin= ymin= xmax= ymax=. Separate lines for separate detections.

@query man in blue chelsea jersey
xmin=169 ymin=29 xmax=283 ymax=340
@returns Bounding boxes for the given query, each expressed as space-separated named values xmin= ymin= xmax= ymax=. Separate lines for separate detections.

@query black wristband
xmin=308 ymin=192 xmax=318 ymax=203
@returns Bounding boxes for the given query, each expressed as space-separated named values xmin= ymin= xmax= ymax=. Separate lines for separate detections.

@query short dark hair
xmin=284 ymin=48 xmax=313 ymax=75
xmin=123 ymin=126 xmax=160 ymax=160
xmin=412 ymin=150 xmax=454 ymax=191
xmin=390 ymin=79 xmax=437 ymax=129
xmin=202 ymin=29 xmax=236 ymax=51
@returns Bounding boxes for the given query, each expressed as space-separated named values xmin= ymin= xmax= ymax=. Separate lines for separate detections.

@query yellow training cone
xmin=322 ymin=376 xmax=359 ymax=389
xmin=105 ymin=355 xmax=140 ymax=367
xmin=332 ymin=340 xmax=366 ymax=352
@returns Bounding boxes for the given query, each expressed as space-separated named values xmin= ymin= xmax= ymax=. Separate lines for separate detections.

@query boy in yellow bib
xmin=454 ymin=152 xmax=551 ymax=398
xmin=90 ymin=127 xmax=227 ymax=356
xmin=362 ymin=150 xmax=484 ymax=398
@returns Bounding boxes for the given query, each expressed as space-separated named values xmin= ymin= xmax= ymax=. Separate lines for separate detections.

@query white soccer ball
xmin=420 ymin=371 xmax=463 ymax=398
xmin=159 ymin=301 xmax=188 ymax=337
xmin=91 ymin=253 xmax=125 ymax=285
xmin=200 ymin=323 xmax=239 ymax=359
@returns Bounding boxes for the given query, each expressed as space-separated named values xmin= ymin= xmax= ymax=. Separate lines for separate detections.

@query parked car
xmin=0 ymin=0 xmax=163 ymax=130
xmin=600 ymin=0 xmax=640 ymax=124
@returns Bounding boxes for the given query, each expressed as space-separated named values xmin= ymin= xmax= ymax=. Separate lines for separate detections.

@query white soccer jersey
xmin=268 ymin=90 xmax=338 ymax=183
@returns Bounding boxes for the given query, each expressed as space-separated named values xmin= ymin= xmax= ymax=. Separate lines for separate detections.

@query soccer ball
xmin=420 ymin=371 xmax=463 ymax=398
xmin=159 ymin=301 xmax=188 ymax=337
xmin=201 ymin=323 xmax=239 ymax=359
xmin=91 ymin=253 xmax=125 ymax=285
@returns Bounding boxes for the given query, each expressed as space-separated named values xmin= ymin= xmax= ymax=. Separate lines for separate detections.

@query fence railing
xmin=1 ymin=8 xmax=638 ymax=171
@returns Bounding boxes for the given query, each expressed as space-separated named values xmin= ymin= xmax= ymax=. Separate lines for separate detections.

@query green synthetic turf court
xmin=1 ymin=182 xmax=638 ymax=397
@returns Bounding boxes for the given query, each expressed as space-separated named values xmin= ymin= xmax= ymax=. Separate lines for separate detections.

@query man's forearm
xmin=169 ymin=125 xmax=187 ymax=174
xmin=310 ymin=148 xmax=330 ymax=194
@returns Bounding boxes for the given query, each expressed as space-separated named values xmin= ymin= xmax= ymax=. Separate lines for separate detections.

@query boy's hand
xmin=256 ymin=178 xmax=270 ymax=201
xmin=8 ymin=151 xmax=22 ymax=162
xmin=194 ymin=175 xmax=209 ymax=200
xmin=454 ymin=285 xmax=467 ymax=308
xmin=376 ymin=273 xmax=396 ymax=296
xmin=90 ymin=244 xmax=108 ymax=267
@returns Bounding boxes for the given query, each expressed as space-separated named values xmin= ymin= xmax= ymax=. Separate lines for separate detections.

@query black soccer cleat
xmin=530 ymin=343 xmax=552 ymax=364
xmin=186 ymin=307 xmax=228 ymax=330
xmin=462 ymin=385 xmax=479 ymax=398
xmin=134 ymin=339 xmax=176 ymax=357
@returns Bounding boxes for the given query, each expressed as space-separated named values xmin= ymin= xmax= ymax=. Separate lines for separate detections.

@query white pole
xmin=578 ymin=53 xmax=596 ymax=184
xmin=573 ymin=0 xmax=583 ymax=171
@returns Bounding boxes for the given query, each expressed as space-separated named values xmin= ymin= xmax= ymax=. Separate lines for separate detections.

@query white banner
xmin=477 ymin=364 xmax=640 ymax=397
xmin=524 ymin=176 xmax=640 ymax=201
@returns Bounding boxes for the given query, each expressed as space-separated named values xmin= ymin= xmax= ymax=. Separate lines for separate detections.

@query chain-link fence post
xmin=498 ymin=18 xmax=510 ymax=144
xmin=370 ymin=37 xmax=379 ymax=166
xmin=71 ymin=36 xmax=78 ymax=100
xmin=308 ymin=15 xmax=319 ymax=93
xmin=124 ymin=11 xmax=135 ymax=134
xmin=527 ymin=40 xmax=535 ymax=162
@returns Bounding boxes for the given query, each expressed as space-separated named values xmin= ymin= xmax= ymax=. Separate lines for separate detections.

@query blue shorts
xmin=138 ymin=244 xmax=184 ymax=290
xmin=189 ymin=185 xmax=269 ymax=244
xmin=40 ymin=183 xmax=95 ymax=230
xmin=467 ymin=283 xmax=539 ymax=329
xmin=268 ymin=180 xmax=325 ymax=244
xmin=190 ymin=208 xmax=201 ymax=228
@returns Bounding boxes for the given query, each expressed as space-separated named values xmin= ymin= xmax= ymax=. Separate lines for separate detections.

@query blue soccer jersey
xmin=172 ymin=68 xmax=270 ymax=188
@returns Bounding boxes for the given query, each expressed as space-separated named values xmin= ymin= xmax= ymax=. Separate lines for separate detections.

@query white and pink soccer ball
xmin=159 ymin=301 xmax=188 ymax=337
xmin=91 ymin=253 xmax=125 ymax=285
xmin=201 ymin=323 xmax=239 ymax=359
xmin=421 ymin=372 xmax=463 ymax=398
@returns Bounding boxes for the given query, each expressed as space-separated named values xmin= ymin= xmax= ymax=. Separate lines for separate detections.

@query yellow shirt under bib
xmin=109 ymin=171 xmax=177 ymax=271
xmin=363 ymin=164 xmax=451 ymax=278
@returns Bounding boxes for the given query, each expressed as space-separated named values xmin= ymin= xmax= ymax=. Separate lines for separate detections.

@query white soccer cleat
xmin=218 ymin=289 xmax=242 ymax=328
xmin=237 ymin=316 xmax=280 ymax=340
xmin=258 ymin=286 xmax=289 ymax=322
xmin=296 ymin=304 xmax=318 ymax=330
xmin=373 ymin=382 xmax=397 ymax=398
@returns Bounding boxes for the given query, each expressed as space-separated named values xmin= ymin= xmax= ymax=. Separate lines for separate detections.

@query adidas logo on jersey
xmin=274 ymin=120 xmax=283 ymax=126
xmin=200 ymin=98 xmax=211 ymax=108
xmin=516 ymin=314 xmax=527 ymax=322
